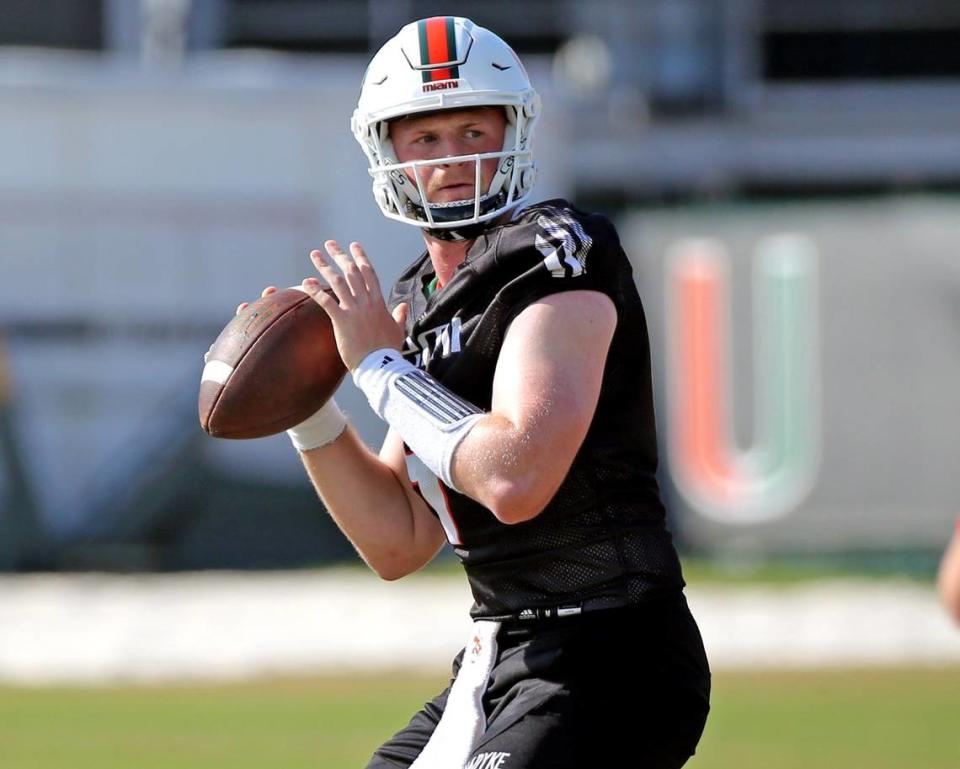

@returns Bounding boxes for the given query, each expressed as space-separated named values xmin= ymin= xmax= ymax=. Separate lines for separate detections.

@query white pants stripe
xmin=410 ymin=620 xmax=501 ymax=769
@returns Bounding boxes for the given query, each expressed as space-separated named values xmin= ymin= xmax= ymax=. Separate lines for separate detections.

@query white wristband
xmin=286 ymin=398 xmax=347 ymax=451
xmin=352 ymin=348 xmax=482 ymax=491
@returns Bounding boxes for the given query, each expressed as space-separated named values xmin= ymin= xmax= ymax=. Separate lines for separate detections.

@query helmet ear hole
xmin=523 ymin=95 xmax=540 ymax=119
xmin=374 ymin=183 xmax=391 ymax=210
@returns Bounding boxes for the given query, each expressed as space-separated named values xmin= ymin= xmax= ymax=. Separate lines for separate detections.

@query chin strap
xmin=424 ymin=221 xmax=491 ymax=242
xmin=425 ymin=198 xmax=526 ymax=241
xmin=411 ymin=190 xmax=509 ymax=241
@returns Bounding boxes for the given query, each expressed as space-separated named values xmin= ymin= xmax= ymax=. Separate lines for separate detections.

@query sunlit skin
xmin=234 ymin=103 xmax=616 ymax=552
xmin=389 ymin=106 xmax=508 ymax=205
xmin=235 ymin=110 xmax=520 ymax=368
xmin=236 ymin=107 xmax=510 ymax=316
xmin=938 ymin=522 xmax=960 ymax=622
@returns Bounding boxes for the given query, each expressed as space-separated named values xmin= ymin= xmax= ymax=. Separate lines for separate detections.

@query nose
xmin=437 ymin=137 xmax=472 ymax=166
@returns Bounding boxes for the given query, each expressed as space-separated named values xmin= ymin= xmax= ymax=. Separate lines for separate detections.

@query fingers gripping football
xmin=300 ymin=240 xmax=406 ymax=370
xmin=235 ymin=285 xmax=278 ymax=316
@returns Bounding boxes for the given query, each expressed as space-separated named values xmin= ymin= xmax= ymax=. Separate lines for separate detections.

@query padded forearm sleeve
xmin=352 ymin=348 xmax=483 ymax=491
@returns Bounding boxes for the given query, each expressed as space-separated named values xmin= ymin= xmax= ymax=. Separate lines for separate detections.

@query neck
xmin=421 ymin=209 xmax=515 ymax=285
xmin=424 ymin=235 xmax=473 ymax=288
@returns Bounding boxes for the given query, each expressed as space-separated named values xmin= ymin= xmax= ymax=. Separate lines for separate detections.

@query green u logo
xmin=666 ymin=235 xmax=820 ymax=524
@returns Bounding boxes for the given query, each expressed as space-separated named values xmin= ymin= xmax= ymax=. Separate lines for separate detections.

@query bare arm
xmin=451 ymin=289 xmax=617 ymax=524
xmin=937 ymin=521 xmax=960 ymax=622
xmin=296 ymin=425 xmax=447 ymax=580
xmin=295 ymin=243 xmax=617 ymax=526
xmin=237 ymin=283 xmax=445 ymax=581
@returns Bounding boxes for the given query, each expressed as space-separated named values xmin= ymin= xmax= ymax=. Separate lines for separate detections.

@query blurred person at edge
xmin=237 ymin=17 xmax=709 ymax=769
xmin=937 ymin=517 xmax=960 ymax=622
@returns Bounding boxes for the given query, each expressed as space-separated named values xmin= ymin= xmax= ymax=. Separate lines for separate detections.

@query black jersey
xmin=387 ymin=199 xmax=685 ymax=619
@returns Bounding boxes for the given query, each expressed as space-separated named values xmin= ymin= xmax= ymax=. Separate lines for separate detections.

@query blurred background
xmin=0 ymin=1 xmax=958 ymax=767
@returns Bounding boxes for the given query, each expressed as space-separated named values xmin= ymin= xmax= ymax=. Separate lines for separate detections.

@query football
xmin=199 ymin=287 xmax=345 ymax=439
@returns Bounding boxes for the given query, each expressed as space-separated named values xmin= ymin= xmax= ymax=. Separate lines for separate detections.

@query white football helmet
xmin=352 ymin=17 xmax=541 ymax=239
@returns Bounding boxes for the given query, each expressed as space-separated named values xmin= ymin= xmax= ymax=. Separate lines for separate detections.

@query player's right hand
xmin=236 ymin=286 xmax=278 ymax=316
xmin=301 ymin=241 xmax=407 ymax=370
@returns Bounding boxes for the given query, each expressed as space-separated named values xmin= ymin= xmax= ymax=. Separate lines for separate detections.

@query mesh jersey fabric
xmin=387 ymin=199 xmax=685 ymax=619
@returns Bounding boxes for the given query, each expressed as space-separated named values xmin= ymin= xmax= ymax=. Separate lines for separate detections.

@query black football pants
xmin=366 ymin=594 xmax=710 ymax=769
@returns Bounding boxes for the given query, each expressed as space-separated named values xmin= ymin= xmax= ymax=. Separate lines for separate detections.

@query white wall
xmin=0 ymin=51 xmax=570 ymax=534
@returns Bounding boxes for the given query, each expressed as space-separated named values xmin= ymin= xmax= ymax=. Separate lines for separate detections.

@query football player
xmin=937 ymin=517 xmax=960 ymax=622
xmin=242 ymin=16 xmax=710 ymax=769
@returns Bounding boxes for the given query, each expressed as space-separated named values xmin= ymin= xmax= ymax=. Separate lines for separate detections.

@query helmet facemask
xmin=352 ymin=17 xmax=541 ymax=240
xmin=362 ymin=104 xmax=536 ymax=239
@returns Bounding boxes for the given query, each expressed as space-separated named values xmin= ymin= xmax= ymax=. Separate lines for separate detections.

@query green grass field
xmin=1 ymin=667 xmax=957 ymax=769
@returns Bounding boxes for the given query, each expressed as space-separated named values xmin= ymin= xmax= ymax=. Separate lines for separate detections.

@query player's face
xmin=389 ymin=107 xmax=507 ymax=204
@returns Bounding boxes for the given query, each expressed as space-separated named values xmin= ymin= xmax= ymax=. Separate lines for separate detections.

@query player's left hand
xmin=300 ymin=240 xmax=408 ymax=371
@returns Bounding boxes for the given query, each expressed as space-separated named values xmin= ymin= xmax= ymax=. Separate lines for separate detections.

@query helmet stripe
xmin=417 ymin=19 xmax=431 ymax=71
xmin=418 ymin=17 xmax=460 ymax=83
xmin=444 ymin=17 xmax=460 ymax=78
xmin=425 ymin=18 xmax=451 ymax=81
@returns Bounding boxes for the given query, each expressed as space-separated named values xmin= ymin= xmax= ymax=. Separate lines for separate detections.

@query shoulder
xmin=448 ymin=200 xmax=633 ymax=336
xmin=495 ymin=199 xmax=623 ymax=261
xmin=468 ymin=199 xmax=630 ymax=299
xmin=509 ymin=289 xmax=618 ymax=336
xmin=511 ymin=198 xmax=618 ymax=233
